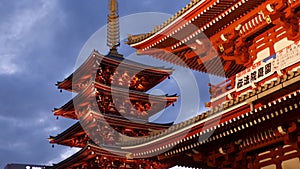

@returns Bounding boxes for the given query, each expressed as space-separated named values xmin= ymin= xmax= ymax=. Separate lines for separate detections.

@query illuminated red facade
xmin=50 ymin=0 xmax=300 ymax=168
xmin=125 ymin=0 xmax=300 ymax=168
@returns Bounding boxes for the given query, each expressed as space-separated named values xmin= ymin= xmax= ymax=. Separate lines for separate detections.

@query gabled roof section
xmin=127 ymin=0 xmax=205 ymax=46
xmin=127 ymin=0 xmax=268 ymax=47
xmin=126 ymin=0 xmax=294 ymax=77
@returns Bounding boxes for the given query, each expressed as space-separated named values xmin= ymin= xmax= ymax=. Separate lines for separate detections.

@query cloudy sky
xmin=0 ymin=0 xmax=222 ymax=168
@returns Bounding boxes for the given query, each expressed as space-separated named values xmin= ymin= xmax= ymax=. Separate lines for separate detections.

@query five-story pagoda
xmin=49 ymin=0 xmax=178 ymax=168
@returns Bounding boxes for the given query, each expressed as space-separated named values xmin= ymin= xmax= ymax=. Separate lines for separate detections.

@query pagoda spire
xmin=107 ymin=0 xmax=121 ymax=55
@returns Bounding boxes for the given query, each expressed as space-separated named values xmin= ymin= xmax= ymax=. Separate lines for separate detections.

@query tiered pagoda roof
xmin=57 ymin=51 xmax=173 ymax=92
xmin=50 ymin=47 xmax=179 ymax=168
xmin=53 ymin=80 xmax=177 ymax=120
xmin=50 ymin=0 xmax=182 ymax=167
xmin=50 ymin=48 xmax=178 ymax=168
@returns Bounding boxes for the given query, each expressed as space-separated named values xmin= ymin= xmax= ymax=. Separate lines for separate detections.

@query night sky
xmin=0 ymin=1 xmax=224 ymax=168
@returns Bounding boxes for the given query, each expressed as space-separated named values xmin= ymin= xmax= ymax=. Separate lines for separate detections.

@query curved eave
xmin=137 ymin=49 xmax=245 ymax=77
xmin=53 ymin=99 xmax=76 ymax=119
xmin=57 ymin=50 xmax=174 ymax=92
xmin=56 ymin=75 xmax=72 ymax=92
xmin=82 ymin=108 xmax=173 ymax=130
xmin=128 ymin=0 xmax=266 ymax=48
xmin=49 ymin=122 xmax=82 ymax=144
xmin=129 ymin=0 xmax=278 ymax=77
xmin=93 ymin=81 xmax=178 ymax=102
xmin=56 ymin=51 xmax=98 ymax=92
xmin=54 ymin=81 xmax=178 ymax=120
xmin=50 ymin=114 xmax=173 ymax=148
xmin=127 ymin=0 xmax=207 ymax=47
xmin=50 ymin=143 xmax=128 ymax=169
xmin=50 ymin=114 xmax=173 ymax=146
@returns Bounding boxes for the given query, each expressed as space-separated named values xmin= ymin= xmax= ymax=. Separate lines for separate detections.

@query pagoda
xmin=49 ymin=0 xmax=178 ymax=168
xmin=50 ymin=0 xmax=300 ymax=168
xmin=122 ymin=0 xmax=300 ymax=168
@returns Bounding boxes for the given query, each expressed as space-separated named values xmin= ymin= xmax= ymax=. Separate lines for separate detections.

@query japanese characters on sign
xmin=235 ymin=41 xmax=300 ymax=91
xmin=236 ymin=58 xmax=274 ymax=91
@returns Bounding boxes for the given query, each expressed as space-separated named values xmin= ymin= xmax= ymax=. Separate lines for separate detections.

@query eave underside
xmin=50 ymin=116 xmax=173 ymax=147
xmin=129 ymin=0 xmax=300 ymax=77
xmin=57 ymin=50 xmax=173 ymax=92
xmin=128 ymin=0 xmax=267 ymax=46
xmin=54 ymin=81 xmax=178 ymax=121
xmin=144 ymin=52 xmax=246 ymax=77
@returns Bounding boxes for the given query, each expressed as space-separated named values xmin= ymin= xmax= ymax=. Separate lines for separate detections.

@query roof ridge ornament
xmin=107 ymin=0 xmax=122 ymax=57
